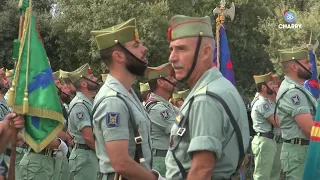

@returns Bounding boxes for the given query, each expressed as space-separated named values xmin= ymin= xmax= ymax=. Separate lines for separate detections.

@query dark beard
xmin=124 ymin=53 xmax=147 ymax=76
xmin=297 ymin=68 xmax=312 ymax=80
xmin=60 ymin=93 xmax=72 ymax=104
xmin=87 ymin=82 xmax=100 ymax=92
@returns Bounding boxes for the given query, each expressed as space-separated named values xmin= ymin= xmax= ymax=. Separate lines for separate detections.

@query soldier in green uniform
xmin=0 ymin=70 xmax=10 ymax=179
xmin=18 ymin=131 xmax=68 ymax=180
xmin=53 ymin=72 xmax=74 ymax=180
xmin=270 ymin=74 xmax=282 ymax=180
xmin=0 ymin=113 xmax=25 ymax=180
xmin=144 ymin=63 xmax=180 ymax=177
xmin=276 ymin=47 xmax=317 ymax=180
xmin=165 ymin=15 xmax=250 ymax=180
xmin=139 ymin=82 xmax=151 ymax=105
xmin=251 ymin=72 xmax=281 ymax=180
xmin=91 ymin=18 xmax=164 ymax=180
xmin=60 ymin=69 xmax=77 ymax=98
xmin=67 ymin=63 xmax=99 ymax=180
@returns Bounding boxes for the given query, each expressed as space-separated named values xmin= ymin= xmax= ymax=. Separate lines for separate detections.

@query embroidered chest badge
xmin=263 ymin=103 xmax=270 ymax=110
xmin=106 ymin=112 xmax=120 ymax=128
xmin=291 ymin=95 xmax=300 ymax=105
xmin=160 ymin=110 xmax=170 ymax=120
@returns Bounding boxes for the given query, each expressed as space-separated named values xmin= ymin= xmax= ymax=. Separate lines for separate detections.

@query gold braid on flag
xmin=23 ymin=5 xmax=33 ymax=114
xmin=8 ymin=7 xmax=31 ymax=108
xmin=216 ymin=15 xmax=222 ymax=70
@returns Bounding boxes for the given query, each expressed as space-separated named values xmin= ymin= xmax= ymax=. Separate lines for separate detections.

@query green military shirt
xmin=0 ymin=99 xmax=10 ymax=174
xmin=276 ymin=76 xmax=317 ymax=140
xmin=147 ymin=92 xmax=180 ymax=150
xmin=68 ymin=92 xmax=93 ymax=144
xmin=251 ymin=96 xmax=275 ymax=133
xmin=93 ymin=75 xmax=152 ymax=173
xmin=165 ymin=67 xmax=250 ymax=179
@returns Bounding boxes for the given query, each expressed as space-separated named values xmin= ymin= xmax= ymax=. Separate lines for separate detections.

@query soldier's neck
xmin=109 ymin=71 xmax=135 ymax=91
xmin=286 ymin=74 xmax=305 ymax=84
xmin=258 ymin=92 xmax=268 ymax=99
xmin=0 ymin=94 xmax=4 ymax=101
xmin=153 ymin=89 xmax=170 ymax=101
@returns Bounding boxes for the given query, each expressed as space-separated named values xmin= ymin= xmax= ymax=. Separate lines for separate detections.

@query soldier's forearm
xmin=114 ymin=157 xmax=157 ymax=180
xmin=58 ymin=131 xmax=69 ymax=141
xmin=0 ymin=121 xmax=13 ymax=153
xmin=46 ymin=139 xmax=60 ymax=149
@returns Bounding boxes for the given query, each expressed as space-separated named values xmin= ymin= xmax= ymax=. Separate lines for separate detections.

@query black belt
xmin=30 ymin=148 xmax=54 ymax=157
xmin=256 ymin=132 xmax=274 ymax=139
xmin=284 ymin=138 xmax=309 ymax=145
xmin=106 ymin=173 xmax=127 ymax=180
xmin=154 ymin=149 xmax=167 ymax=157
xmin=75 ymin=143 xmax=92 ymax=150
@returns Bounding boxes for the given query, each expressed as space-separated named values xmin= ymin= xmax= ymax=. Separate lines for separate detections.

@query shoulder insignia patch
xmin=263 ymin=103 xmax=270 ymax=110
xmin=291 ymin=95 xmax=300 ymax=105
xmin=76 ymin=112 xmax=84 ymax=121
xmin=106 ymin=112 xmax=120 ymax=128
xmin=160 ymin=110 xmax=170 ymax=120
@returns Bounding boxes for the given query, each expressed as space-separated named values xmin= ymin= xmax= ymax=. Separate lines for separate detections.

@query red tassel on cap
xmin=88 ymin=67 xmax=92 ymax=75
xmin=167 ymin=28 xmax=172 ymax=40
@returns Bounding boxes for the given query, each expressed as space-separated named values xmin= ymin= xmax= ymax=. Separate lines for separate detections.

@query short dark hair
xmin=141 ymin=91 xmax=150 ymax=102
xmin=73 ymin=79 xmax=83 ymax=91
xmin=148 ymin=79 xmax=158 ymax=92
xmin=99 ymin=44 xmax=123 ymax=66
xmin=63 ymin=78 xmax=72 ymax=84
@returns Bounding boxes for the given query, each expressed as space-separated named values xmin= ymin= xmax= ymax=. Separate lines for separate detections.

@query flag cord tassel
xmin=216 ymin=14 xmax=221 ymax=70
xmin=23 ymin=7 xmax=32 ymax=114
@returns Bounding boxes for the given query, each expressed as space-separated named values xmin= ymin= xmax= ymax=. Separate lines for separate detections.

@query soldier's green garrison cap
xmin=145 ymin=63 xmax=173 ymax=81
xmin=279 ymin=47 xmax=309 ymax=62
xmin=167 ymin=15 xmax=214 ymax=41
xmin=91 ymin=18 xmax=139 ymax=50
xmin=139 ymin=82 xmax=150 ymax=92
xmin=68 ymin=63 xmax=91 ymax=83
xmin=253 ymin=72 xmax=273 ymax=84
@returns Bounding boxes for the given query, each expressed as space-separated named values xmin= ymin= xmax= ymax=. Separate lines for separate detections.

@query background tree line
xmin=1 ymin=0 xmax=320 ymax=104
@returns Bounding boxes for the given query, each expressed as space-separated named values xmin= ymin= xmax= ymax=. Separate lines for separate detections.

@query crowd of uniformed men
xmin=0 ymin=14 xmax=316 ymax=180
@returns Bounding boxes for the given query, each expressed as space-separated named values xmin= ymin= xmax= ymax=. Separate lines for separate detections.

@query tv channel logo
xmin=278 ymin=9 xmax=301 ymax=29
xmin=283 ymin=9 xmax=297 ymax=23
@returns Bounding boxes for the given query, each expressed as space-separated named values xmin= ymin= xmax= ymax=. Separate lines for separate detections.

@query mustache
xmin=172 ymin=63 xmax=184 ymax=69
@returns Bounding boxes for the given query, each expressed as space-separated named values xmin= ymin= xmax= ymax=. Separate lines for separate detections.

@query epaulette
xmin=194 ymin=85 xmax=208 ymax=96
xmin=77 ymin=99 xmax=83 ymax=103
xmin=289 ymin=84 xmax=296 ymax=89
xmin=106 ymin=90 xmax=117 ymax=97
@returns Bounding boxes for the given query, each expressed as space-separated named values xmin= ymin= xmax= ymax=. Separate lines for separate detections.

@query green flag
xmin=19 ymin=0 xmax=29 ymax=13
xmin=8 ymin=6 xmax=64 ymax=152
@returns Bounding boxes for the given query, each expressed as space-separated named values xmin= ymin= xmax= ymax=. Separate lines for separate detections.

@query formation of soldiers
xmin=0 ymin=13 xmax=317 ymax=180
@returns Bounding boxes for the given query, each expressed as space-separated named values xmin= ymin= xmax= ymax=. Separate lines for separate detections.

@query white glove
xmin=151 ymin=170 xmax=166 ymax=180
xmin=58 ymin=138 xmax=68 ymax=156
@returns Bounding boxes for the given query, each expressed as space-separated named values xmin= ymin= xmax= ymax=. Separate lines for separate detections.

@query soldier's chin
xmin=174 ymin=70 xmax=185 ymax=80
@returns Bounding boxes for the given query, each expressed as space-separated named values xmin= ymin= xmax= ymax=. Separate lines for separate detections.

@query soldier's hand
xmin=5 ymin=113 xmax=25 ymax=129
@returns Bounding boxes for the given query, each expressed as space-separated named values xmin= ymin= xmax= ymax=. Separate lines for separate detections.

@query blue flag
xmin=303 ymin=49 xmax=319 ymax=99
xmin=213 ymin=22 xmax=236 ymax=86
